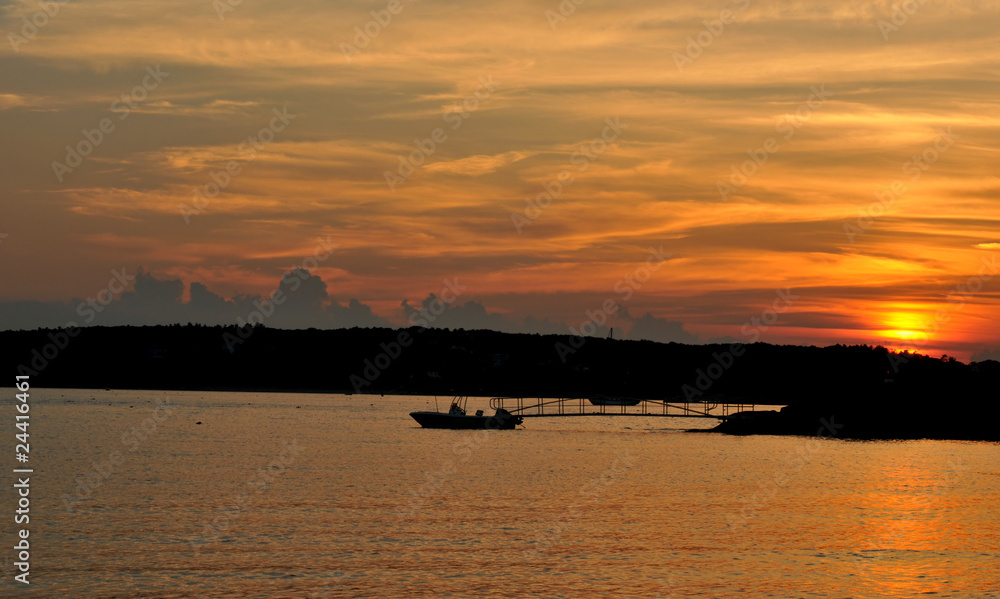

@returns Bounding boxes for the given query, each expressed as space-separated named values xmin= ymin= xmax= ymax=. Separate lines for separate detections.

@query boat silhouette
xmin=410 ymin=396 xmax=522 ymax=430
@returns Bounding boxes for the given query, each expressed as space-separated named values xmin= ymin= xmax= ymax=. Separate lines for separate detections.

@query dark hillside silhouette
xmin=3 ymin=325 xmax=998 ymax=439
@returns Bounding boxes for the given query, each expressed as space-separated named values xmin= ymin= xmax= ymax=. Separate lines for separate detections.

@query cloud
xmin=397 ymin=292 xmax=698 ymax=342
xmin=329 ymin=298 xmax=386 ymax=328
xmin=105 ymin=268 xmax=186 ymax=325
xmin=400 ymin=294 xmax=599 ymax=335
xmin=188 ymin=281 xmax=239 ymax=325
xmin=402 ymin=295 xmax=517 ymax=332
xmin=971 ymin=348 xmax=1000 ymax=363
xmin=622 ymin=310 xmax=699 ymax=344
xmin=1 ymin=0 xmax=999 ymax=363
xmin=0 ymin=300 xmax=78 ymax=330
xmin=521 ymin=315 xmax=575 ymax=335
xmin=424 ymin=151 xmax=535 ymax=176
xmin=0 ymin=268 xmax=389 ymax=330
xmin=0 ymin=94 xmax=28 ymax=110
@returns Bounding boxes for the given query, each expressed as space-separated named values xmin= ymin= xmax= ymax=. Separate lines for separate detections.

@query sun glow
xmin=886 ymin=329 xmax=922 ymax=341
xmin=879 ymin=308 xmax=932 ymax=344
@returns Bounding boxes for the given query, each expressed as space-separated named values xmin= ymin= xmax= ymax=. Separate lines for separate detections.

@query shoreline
xmin=39 ymin=386 xmax=1000 ymax=442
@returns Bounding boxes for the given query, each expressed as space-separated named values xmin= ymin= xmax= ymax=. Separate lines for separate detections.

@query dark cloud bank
xmin=0 ymin=268 xmax=699 ymax=344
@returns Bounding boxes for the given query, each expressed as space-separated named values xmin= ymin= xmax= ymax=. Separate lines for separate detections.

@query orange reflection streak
xmin=849 ymin=457 xmax=971 ymax=598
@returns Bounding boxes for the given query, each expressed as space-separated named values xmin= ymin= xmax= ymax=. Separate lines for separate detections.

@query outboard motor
xmin=489 ymin=408 xmax=523 ymax=429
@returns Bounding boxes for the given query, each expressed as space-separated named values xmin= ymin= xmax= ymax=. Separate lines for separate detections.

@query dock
xmin=488 ymin=397 xmax=776 ymax=419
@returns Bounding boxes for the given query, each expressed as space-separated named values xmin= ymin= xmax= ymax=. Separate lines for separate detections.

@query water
xmin=3 ymin=389 xmax=999 ymax=598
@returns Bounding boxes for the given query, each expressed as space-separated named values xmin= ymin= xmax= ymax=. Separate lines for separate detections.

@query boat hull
xmin=410 ymin=410 xmax=521 ymax=430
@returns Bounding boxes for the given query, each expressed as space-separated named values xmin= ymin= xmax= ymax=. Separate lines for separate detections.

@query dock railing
xmin=488 ymin=397 xmax=761 ymax=419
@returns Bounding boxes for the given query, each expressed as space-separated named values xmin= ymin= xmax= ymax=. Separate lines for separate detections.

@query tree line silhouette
xmin=3 ymin=324 xmax=997 ymax=439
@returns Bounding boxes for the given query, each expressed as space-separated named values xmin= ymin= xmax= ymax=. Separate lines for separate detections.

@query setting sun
xmin=1 ymin=0 xmax=998 ymax=365
xmin=882 ymin=309 xmax=930 ymax=342
xmin=2 ymin=0 xmax=1000 ymax=596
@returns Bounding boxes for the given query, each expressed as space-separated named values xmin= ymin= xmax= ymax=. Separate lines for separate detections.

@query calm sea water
xmin=2 ymin=389 xmax=999 ymax=598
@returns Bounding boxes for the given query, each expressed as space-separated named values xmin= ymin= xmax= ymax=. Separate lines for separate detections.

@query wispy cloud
xmin=424 ymin=151 xmax=535 ymax=176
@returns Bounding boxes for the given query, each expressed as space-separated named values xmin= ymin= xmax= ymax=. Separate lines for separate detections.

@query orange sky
xmin=1 ymin=0 xmax=999 ymax=360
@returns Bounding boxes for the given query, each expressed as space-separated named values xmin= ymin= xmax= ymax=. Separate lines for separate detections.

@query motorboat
xmin=410 ymin=396 xmax=523 ymax=430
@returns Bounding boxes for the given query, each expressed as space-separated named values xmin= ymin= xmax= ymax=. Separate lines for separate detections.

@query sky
xmin=1 ymin=0 xmax=998 ymax=361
